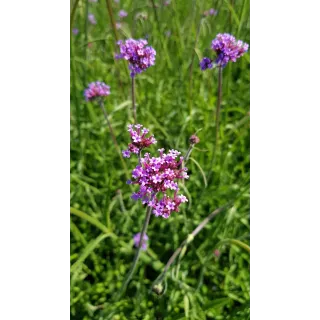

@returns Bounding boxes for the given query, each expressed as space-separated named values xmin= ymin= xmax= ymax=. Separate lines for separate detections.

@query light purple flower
xmin=133 ymin=232 xmax=148 ymax=250
xmin=209 ymin=8 xmax=218 ymax=16
xmin=116 ymin=38 xmax=156 ymax=77
xmin=200 ymin=34 xmax=248 ymax=69
xmin=118 ymin=10 xmax=128 ymax=18
xmin=88 ymin=13 xmax=97 ymax=25
xmin=122 ymin=124 xmax=157 ymax=158
xmin=72 ymin=28 xmax=79 ymax=35
xmin=212 ymin=33 xmax=249 ymax=67
xmin=84 ymin=81 xmax=110 ymax=101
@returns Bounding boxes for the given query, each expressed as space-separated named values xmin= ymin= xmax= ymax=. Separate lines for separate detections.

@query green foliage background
xmin=70 ymin=0 xmax=250 ymax=319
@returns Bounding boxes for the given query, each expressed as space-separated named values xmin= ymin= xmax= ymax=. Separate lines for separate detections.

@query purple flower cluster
xmin=200 ymin=33 xmax=249 ymax=70
xmin=84 ymin=81 xmax=110 ymax=101
xmin=118 ymin=10 xmax=128 ymax=18
xmin=88 ymin=13 xmax=97 ymax=25
xmin=133 ymin=232 xmax=148 ymax=250
xmin=122 ymin=124 xmax=157 ymax=158
xmin=116 ymin=39 xmax=156 ymax=78
xmin=204 ymin=8 xmax=218 ymax=16
xmin=212 ymin=33 xmax=249 ymax=66
xmin=128 ymin=149 xmax=189 ymax=219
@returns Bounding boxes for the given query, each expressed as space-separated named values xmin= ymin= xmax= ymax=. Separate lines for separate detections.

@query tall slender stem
xmin=132 ymin=77 xmax=137 ymax=124
xmin=99 ymin=100 xmax=120 ymax=150
xmin=207 ymin=66 xmax=223 ymax=182
xmin=150 ymin=0 xmax=161 ymax=34
xmin=98 ymin=100 xmax=131 ymax=181
xmin=105 ymin=0 xmax=118 ymax=42
xmin=117 ymin=199 xmax=155 ymax=299
xmin=215 ymin=66 xmax=223 ymax=150
xmin=188 ymin=17 xmax=203 ymax=114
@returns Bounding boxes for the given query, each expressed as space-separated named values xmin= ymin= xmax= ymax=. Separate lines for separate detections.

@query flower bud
xmin=189 ymin=135 xmax=200 ymax=145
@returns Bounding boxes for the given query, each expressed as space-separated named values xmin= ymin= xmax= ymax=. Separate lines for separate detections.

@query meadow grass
xmin=71 ymin=0 xmax=250 ymax=318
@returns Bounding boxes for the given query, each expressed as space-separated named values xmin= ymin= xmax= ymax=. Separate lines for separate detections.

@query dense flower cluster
xmin=88 ymin=13 xmax=97 ymax=25
xmin=200 ymin=33 xmax=249 ymax=70
xmin=84 ymin=81 xmax=110 ymax=101
xmin=127 ymin=149 xmax=189 ymax=219
xmin=122 ymin=124 xmax=156 ymax=158
xmin=118 ymin=10 xmax=128 ymax=18
xmin=116 ymin=39 xmax=156 ymax=77
xmin=133 ymin=232 xmax=148 ymax=250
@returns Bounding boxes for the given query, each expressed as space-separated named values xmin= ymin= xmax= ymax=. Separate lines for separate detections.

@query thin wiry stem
xmin=151 ymin=204 xmax=229 ymax=294
xmin=98 ymin=99 xmax=131 ymax=181
xmin=132 ymin=77 xmax=137 ymax=124
xmin=207 ymin=65 xmax=223 ymax=182
xmin=116 ymin=197 xmax=155 ymax=299
xmin=105 ymin=0 xmax=118 ymax=42
xmin=150 ymin=0 xmax=161 ymax=34
xmin=215 ymin=65 xmax=223 ymax=150
xmin=188 ymin=17 xmax=203 ymax=114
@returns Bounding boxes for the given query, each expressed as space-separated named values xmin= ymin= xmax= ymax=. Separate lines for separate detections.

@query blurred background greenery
xmin=70 ymin=0 xmax=250 ymax=318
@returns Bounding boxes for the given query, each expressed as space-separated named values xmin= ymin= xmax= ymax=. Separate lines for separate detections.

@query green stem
xmin=70 ymin=0 xmax=81 ymax=31
xmin=215 ymin=65 xmax=223 ymax=152
xmin=132 ymin=77 xmax=137 ymax=124
xmin=207 ymin=65 xmax=223 ymax=182
xmin=188 ymin=17 xmax=203 ymax=115
xmin=98 ymin=100 xmax=131 ymax=181
xmin=117 ymin=200 xmax=155 ymax=298
xmin=105 ymin=0 xmax=118 ymax=42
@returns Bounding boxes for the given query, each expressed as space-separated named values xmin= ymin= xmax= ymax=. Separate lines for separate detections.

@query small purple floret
xmin=118 ymin=10 xmax=128 ymax=18
xmin=133 ymin=232 xmax=149 ymax=250
xmin=88 ymin=13 xmax=97 ymax=25
xmin=200 ymin=57 xmax=213 ymax=71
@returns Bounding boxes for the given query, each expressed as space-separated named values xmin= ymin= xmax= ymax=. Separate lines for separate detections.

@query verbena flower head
xmin=72 ymin=28 xmax=79 ymax=35
xmin=88 ymin=13 xmax=97 ymax=25
xmin=122 ymin=124 xmax=157 ymax=158
xmin=84 ymin=81 xmax=110 ymax=101
xmin=128 ymin=149 xmax=189 ymax=219
xmin=116 ymin=39 xmax=156 ymax=78
xmin=133 ymin=232 xmax=148 ymax=250
xmin=118 ymin=10 xmax=128 ymax=18
xmin=200 ymin=33 xmax=249 ymax=70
